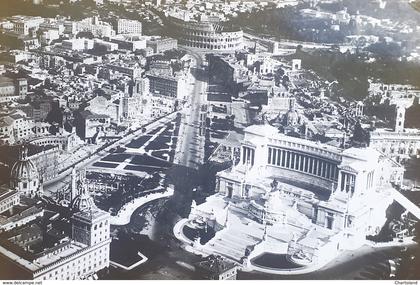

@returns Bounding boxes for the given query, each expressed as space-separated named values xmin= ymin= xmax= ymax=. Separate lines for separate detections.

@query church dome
xmin=72 ymin=191 xmax=96 ymax=212
xmin=71 ymin=179 xmax=97 ymax=212
xmin=10 ymin=145 xmax=42 ymax=198
xmin=10 ymin=146 xmax=39 ymax=182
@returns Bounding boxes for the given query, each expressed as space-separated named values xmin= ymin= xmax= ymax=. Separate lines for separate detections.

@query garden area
xmin=89 ymin=171 xmax=163 ymax=215
xmin=126 ymin=135 xmax=153 ymax=149
xmin=130 ymin=154 xmax=172 ymax=168
xmin=92 ymin=162 xmax=119 ymax=169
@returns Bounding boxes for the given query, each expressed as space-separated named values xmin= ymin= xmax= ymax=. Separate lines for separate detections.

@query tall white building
xmin=0 ymin=112 xmax=34 ymax=145
xmin=117 ymin=19 xmax=142 ymax=35
xmin=178 ymin=124 xmax=407 ymax=269
xmin=0 ymin=76 xmax=28 ymax=103
xmin=370 ymin=104 xmax=420 ymax=163
xmin=11 ymin=16 xmax=45 ymax=36
xmin=74 ymin=17 xmax=115 ymax=38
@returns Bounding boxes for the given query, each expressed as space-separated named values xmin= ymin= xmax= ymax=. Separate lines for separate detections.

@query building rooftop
xmin=244 ymin=124 xmax=382 ymax=163
xmin=0 ymin=204 xmax=43 ymax=226
xmin=0 ymin=185 xmax=18 ymax=203
xmin=34 ymin=240 xmax=86 ymax=268
xmin=147 ymin=37 xmax=177 ymax=44
xmin=72 ymin=207 xmax=110 ymax=224
xmin=0 ymin=116 xmax=15 ymax=127
xmin=0 ymin=76 xmax=14 ymax=86
xmin=146 ymin=70 xmax=184 ymax=81
xmin=78 ymin=110 xmax=110 ymax=120
xmin=341 ymin=147 xmax=380 ymax=163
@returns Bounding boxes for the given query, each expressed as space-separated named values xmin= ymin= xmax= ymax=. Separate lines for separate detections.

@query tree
xmin=406 ymin=97 xmax=420 ymax=128
xmin=352 ymin=121 xmax=369 ymax=145
xmin=409 ymin=218 xmax=420 ymax=243
xmin=76 ymin=31 xmax=94 ymax=39
xmin=46 ymin=106 xmax=64 ymax=127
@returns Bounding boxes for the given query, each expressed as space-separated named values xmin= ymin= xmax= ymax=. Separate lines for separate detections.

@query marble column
xmin=312 ymin=158 xmax=316 ymax=175
xmin=272 ymin=148 xmax=277 ymax=165
xmin=281 ymin=150 xmax=285 ymax=167
xmin=317 ymin=160 xmax=321 ymax=176
xmin=297 ymin=154 xmax=302 ymax=171
xmin=287 ymin=151 xmax=292 ymax=169
xmin=328 ymin=163 xmax=332 ymax=180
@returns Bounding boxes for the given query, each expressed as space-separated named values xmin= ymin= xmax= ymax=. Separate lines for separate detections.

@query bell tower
xmin=395 ymin=104 xmax=406 ymax=133
xmin=71 ymin=177 xmax=110 ymax=247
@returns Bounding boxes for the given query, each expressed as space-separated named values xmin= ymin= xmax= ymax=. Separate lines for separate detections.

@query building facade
xmin=0 ymin=186 xmax=20 ymax=215
xmin=146 ymin=72 xmax=187 ymax=100
xmin=109 ymin=35 xmax=147 ymax=51
xmin=370 ymin=130 xmax=420 ymax=163
xmin=11 ymin=16 xmax=45 ymax=36
xmin=29 ymin=146 xmax=60 ymax=183
xmin=74 ymin=17 xmax=115 ymax=38
xmin=28 ymin=130 xmax=81 ymax=153
xmin=0 ymin=113 xmax=35 ymax=145
xmin=207 ymin=54 xmax=249 ymax=96
xmin=0 ymin=77 xmax=28 ymax=103
xmin=117 ymin=19 xmax=142 ymax=35
xmin=74 ymin=111 xmax=111 ymax=143
xmin=180 ymin=124 xmax=405 ymax=270
xmin=216 ymin=125 xmax=402 ymax=244
xmin=369 ymin=104 xmax=420 ymax=162
xmin=146 ymin=38 xmax=178 ymax=54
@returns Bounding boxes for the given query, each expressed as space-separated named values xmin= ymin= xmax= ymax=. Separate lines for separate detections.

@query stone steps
xmin=223 ymin=230 xmax=261 ymax=243
xmin=208 ymin=242 xmax=244 ymax=262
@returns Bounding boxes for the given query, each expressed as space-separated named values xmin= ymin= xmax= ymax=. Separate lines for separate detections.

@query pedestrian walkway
xmin=110 ymin=187 xmax=174 ymax=226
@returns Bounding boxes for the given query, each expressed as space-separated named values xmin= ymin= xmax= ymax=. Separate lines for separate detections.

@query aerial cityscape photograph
xmin=0 ymin=0 xmax=420 ymax=281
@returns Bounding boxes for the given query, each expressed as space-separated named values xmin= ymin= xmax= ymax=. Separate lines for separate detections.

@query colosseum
xmin=166 ymin=14 xmax=243 ymax=51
